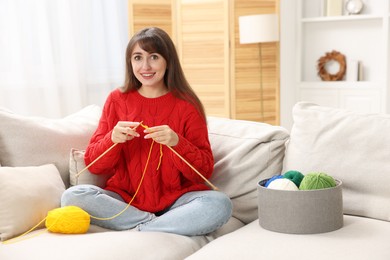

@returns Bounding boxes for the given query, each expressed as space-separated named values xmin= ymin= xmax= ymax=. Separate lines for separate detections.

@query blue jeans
xmin=61 ymin=184 xmax=233 ymax=236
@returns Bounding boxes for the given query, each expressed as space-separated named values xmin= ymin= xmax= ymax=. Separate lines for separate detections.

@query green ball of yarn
xmin=299 ymin=172 xmax=336 ymax=190
xmin=283 ymin=170 xmax=304 ymax=187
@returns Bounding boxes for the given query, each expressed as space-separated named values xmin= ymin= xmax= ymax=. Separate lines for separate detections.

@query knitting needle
xmin=166 ymin=145 xmax=218 ymax=191
xmin=139 ymin=122 xmax=218 ymax=190
xmin=75 ymin=143 xmax=117 ymax=178
xmin=75 ymin=121 xmax=143 ymax=178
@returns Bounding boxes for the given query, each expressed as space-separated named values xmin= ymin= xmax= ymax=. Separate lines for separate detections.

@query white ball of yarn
xmin=267 ymin=178 xmax=298 ymax=191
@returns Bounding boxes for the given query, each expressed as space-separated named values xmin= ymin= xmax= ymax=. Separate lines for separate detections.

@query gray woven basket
xmin=257 ymin=179 xmax=343 ymax=234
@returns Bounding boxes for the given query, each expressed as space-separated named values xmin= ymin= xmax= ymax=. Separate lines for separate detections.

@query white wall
xmin=280 ymin=0 xmax=297 ymax=131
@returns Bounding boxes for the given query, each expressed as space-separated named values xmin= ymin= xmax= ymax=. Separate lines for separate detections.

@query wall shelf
xmin=294 ymin=0 xmax=389 ymax=115
xmin=280 ymin=0 xmax=390 ymax=129
xmin=301 ymin=14 xmax=382 ymax=23
xmin=298 ymin=81 xmax=383 ymax=89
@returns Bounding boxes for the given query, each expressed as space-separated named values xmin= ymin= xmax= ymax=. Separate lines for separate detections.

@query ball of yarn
xmin=46 ymin=206 xmax=90 ymax=234
xmin=267 ymin=178 xmax=299 ymax=191
xmin=299 ymin=172 xmax=336 ymax=190
xmin=283 ymin=170 xmax=304 ymax=187
xmin=265 ymin=174 xmax=284 ymax=187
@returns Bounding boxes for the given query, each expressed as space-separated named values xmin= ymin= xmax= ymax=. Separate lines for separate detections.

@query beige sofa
xmin=0 ymin=105 xmax=288 ymax=259
xmin=2 ymin=102 xmax=390 ymax=260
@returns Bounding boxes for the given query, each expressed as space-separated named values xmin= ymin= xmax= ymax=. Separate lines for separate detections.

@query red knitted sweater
xmin=84 ymin=89 xmax=214 ymax=213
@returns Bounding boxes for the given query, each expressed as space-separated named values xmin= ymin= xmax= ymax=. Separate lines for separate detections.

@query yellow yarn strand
xmin=139 ymin=122 xmax=217 ymax=190
xmin=75 ymin=121 xmax=143 ymax=178
xmin=2 ymin=217 xmax=48 ymax=245
xmin=156 ymin=143 xmax=163 ymax=170
xmin=90 ymin=139 xmax=155 ymax=221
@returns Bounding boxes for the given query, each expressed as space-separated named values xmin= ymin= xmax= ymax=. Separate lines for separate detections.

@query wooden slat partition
xmin=233 ymin=0 xmax=279 ymax=125
xmin=128 ymin=0 xmax=173 ymax=37
xmin=176 ymin=0 xmax=230 ymax=117
xmin=128 ymin=0 xmax=280 ymax=125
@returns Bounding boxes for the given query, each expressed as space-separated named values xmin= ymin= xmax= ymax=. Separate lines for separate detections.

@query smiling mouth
xmin=141 ymin=73 xmax=155 ymax=77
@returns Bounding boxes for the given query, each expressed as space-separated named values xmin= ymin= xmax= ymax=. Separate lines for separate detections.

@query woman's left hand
xmin=144 ymin=125 xmax=179 ymax=147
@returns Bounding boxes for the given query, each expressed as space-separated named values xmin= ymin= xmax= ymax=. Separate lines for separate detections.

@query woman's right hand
xmin=111 ymin=121 xmax=141 ymax=143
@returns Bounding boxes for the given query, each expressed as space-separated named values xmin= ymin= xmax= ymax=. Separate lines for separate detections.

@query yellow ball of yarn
xmin=45 ymin=206 xmax=90 ymax=234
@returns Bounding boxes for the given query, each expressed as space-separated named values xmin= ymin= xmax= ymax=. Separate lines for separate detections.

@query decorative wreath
xmin=317 ymin=50 xmax=346 ymax=81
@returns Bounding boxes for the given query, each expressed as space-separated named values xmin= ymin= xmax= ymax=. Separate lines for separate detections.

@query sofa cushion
xmin=283 ymin=102 xmax=390 ymax=221
xmin=207 ymin=116 xmax=289 ymax=224
xmin=69 ymin=148 xmax=111 ymax=187
xmin=186 ymin=216 xmax=390 ymax=260
xmin=0 ymin=105 xmax=101 ymax=187
xmin=0 ymin=229 xmax=209 ymax=260
xmin=0 ymin=164 xmax=65 ymax=241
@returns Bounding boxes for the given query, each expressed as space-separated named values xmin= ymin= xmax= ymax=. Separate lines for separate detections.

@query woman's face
xmin=131 ymin=43 xmax=167 ymax=90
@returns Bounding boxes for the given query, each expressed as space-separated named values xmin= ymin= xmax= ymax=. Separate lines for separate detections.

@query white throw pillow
xmin=69 ymin=148 xmax=111 ymax=187
xmin=0 ymin=164 xmax=65 ymax=241
xmin=207 ymin=116 xmax=289 ymax=224
xmin=0 ymin=105 xmax=101 ymax=187
xmin=283 ymin=102 xmax=390 ymax=221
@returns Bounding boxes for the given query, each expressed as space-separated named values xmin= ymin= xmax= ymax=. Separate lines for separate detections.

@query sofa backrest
xmin=207 ymin=116 xmax=289 ymax=224
xmin=283 ymin=102 xmax=390 ymax=222
xmin=0 ymin=105 xmax=101 ymax=187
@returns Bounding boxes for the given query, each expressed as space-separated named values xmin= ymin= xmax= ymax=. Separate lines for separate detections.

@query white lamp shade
xmin=239 ymin=14 xmax=279 ymax=44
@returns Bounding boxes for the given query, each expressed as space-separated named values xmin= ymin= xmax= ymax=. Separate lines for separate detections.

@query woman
xmin=61 ymin=27 xmax=232 ymax=236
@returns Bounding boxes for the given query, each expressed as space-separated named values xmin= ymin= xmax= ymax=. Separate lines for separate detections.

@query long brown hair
xmin=122 ymin=27 xmax=206 ymax=120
